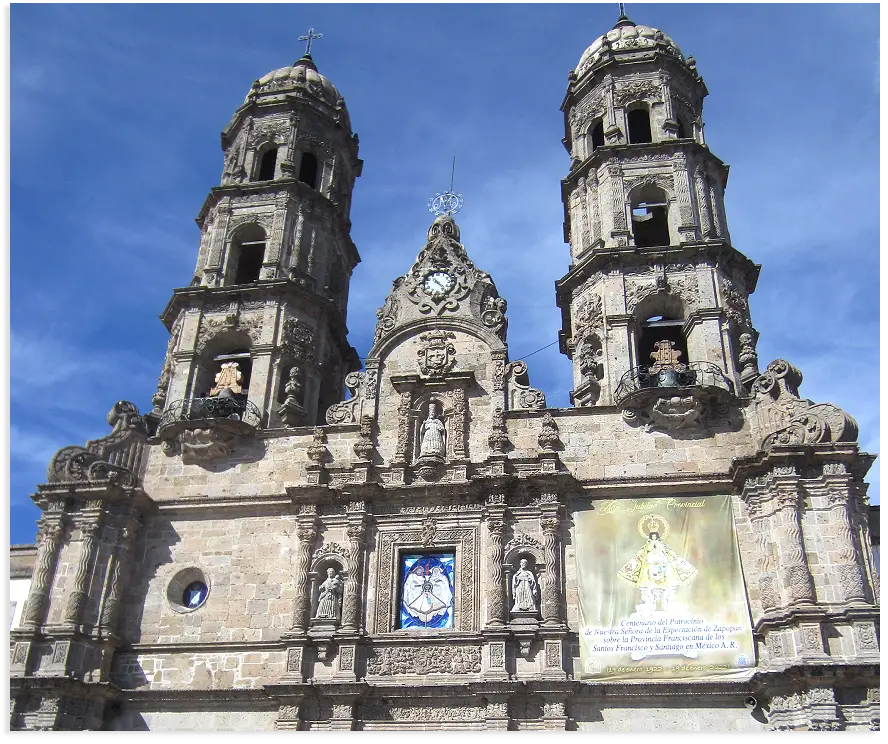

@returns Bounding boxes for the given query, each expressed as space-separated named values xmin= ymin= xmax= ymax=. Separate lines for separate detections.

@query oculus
xmin=399 ymin=553 xmax=455 ymax=629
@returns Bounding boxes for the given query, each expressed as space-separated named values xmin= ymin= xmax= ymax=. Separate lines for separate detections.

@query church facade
xmin=9 ymin=14 xmax=880 ymax=732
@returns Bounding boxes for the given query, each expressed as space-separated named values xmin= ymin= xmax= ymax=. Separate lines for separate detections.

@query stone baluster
xmin=826 ymin=489 xmax=867 ymax=603
xmin=775 ymin=485 xmax=816 ymax=605
xmin=290 ymin=519 xmax=318 ymax=632
xmin=539 ymin=509 xmax=562 ymax=627
xmin=22 ymin=516 xmax=67 ymax=630
xmin=485 ymin=515 xmax=506 ymax=627
xmin=341 ymin=517 xmax=366 ymax=631
xmin=99 ymin=523 xmax=138 ymax=633
xmin=63 ymin=521 xmax=102 ymax=627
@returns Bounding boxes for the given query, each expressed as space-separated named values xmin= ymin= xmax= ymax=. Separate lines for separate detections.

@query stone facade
xmin=10 ymin=14 xmax=879 ymax=732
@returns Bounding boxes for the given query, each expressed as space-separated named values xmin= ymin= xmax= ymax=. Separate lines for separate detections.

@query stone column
xmin=63 ymin=521 xmax=102 ymax=627
xmin=693 ymin=164 xmax=713 ymax=238
xmin=99 ymin=522 xmax=138 ymax=634
xmin=22 ymin=516 xmax=67 ymax=630
xmin=747 ymin=495 xmax=779 ymax=613
xmin=826 ymin=488 xmax=867 ymax=603
xmin=539 ymin=506 xmax=562 ymax=627
xmin=775 ymin=482 xmax=816 ymax=605
xmin=341 ymin=513 xmax=366 ymax=631
xmin=485 ymin=511 xmax=507 ymax=627
xmin=588 ymin=171 xmax=602 ymax=246
xmin=290 ymin=518 xmax=318 ymax=632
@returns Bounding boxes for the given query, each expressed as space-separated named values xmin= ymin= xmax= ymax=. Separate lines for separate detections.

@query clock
xmin=423 ymin=271 xmax=454 ymax=298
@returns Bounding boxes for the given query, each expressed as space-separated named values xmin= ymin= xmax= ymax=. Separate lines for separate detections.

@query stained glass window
xmin=183 ymin=581 xmax=208 ymax=609
xmin=399 ymin=553 xmax=455 ymax=629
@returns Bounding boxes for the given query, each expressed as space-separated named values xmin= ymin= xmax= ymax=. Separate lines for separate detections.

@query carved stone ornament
xmin=306 ymin=428 xmax=329 ymax=464
xmin=281 ymin=317 xmax=315 ymax=361
xmin=538 ymin=412 xmax=561 ymax=450
xmin=326 ymin=371 xmax=367 ymax=424
xmin=752 ymin=359 xmax=858 ymax=449
xmin=480 ymin=293 xmax=508 ymax=341
xmin=365 ymin=645 xmax=482 ymax=676
xmin=505 ymin=361 xmax=546 ymax=410
xmin=277 ymin=364 xmax=306 ymax=427
xmin=614 ymin=78 xmax=662 ymax=105
xmin=47 ymin=401 xmax=147 ymax=487
xmin=353 ymin=415 xmax=375 ymax=460
xmin=197 ymin=311 xmax=263 ymax=352
xmin=417 ymin=330 xmax=457 ymax=377
xmin=488 ymin=406 xmax=511 ymax=454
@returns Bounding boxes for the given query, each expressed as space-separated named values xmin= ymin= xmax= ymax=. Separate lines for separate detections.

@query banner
xmin=575 ymin=495 xmax=755 ymax=681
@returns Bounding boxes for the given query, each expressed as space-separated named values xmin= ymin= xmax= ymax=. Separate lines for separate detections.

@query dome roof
xmin=575 ymin=16 xmax=684 ymax=78
xmin=245 ymin=54 xmax=345 ymax=110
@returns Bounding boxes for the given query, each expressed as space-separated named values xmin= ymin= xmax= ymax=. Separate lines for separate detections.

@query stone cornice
xmin=561 ymin=139 xmax=727 ymax=191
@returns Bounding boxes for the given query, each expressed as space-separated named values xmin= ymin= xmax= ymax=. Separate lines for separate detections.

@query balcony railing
xmin=614 ymin=361 xmax=734 ymax=408
xmin=158 ymin=396 xmax=262 ymax=432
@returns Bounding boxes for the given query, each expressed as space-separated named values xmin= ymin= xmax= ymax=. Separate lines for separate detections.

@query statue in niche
xmin=418 ymin=400 xmax=446 ymax=459
xmin=511 ymin=558 xmax=538 ymax=613
xmin=314 ymin=568 xmax=343 ymax=621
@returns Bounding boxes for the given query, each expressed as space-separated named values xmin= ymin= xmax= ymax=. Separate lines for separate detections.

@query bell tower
xmin=149 ymin=43 xmax=362 ymax=445
xmin=556 ymin=12 xmax=761 ymax=420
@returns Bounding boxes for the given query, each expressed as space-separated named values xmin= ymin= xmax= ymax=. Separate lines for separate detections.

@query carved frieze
xmin=365 ymin=645 xmax=482 ymax=676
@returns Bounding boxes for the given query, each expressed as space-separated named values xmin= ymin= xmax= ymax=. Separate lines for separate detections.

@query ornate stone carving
xmin=306 ymin=428 xmax=329 ymax=464
xmin=648 ymin=394 xmax=705 ymax=431
xmin=197 ymin=311 xmax=262 ymax=352
xmin=277 ymin=364 xmax=305 ymax=427
xmin=614 ymin=79 xmax=661 ymax=105
xmin=505 ymin=361 xmax=546 ymax=410
xmin=366 ymin=645 xmax=482 ymax=676
xmin=325 ymin=371 xmax=367 ymax=425
xmin=537 ymin=413 xmax=561 ymax=451
xmin=417 ymin=330 xmax=457 ymax=377
xmin=481 ymin=293 xmax=509 ymax=340
xmin=373 ymin=293 xmax=398 ymax=344
xmin=505 ymin=533 xmax=543 ymax=554
xmin=752 ymin=359 xmax=858 ymax=449
xmin=353 ymin=415 xmax=375 ymax=461
xmin=488 ymin=406 xmax=510 ymax=454
xmin=47 ymin=401 xmax=147 ymax=487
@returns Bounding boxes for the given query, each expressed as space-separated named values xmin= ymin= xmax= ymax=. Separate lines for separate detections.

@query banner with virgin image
xmin=575 ymin=494 xmax=755 ymax=681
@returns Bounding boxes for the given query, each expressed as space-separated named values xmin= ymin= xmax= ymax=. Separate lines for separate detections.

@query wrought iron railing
xmin=614 ymin=361 xmax=734 ymax=406
xmin=158 ymin=396 xmax=262 ymax=431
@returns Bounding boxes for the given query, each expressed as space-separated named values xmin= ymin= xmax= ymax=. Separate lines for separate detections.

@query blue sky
xmin=9 ymin=4 xmax=879 ymax=544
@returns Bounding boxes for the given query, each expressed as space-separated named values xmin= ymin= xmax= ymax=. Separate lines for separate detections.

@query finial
xmin=618 ymin=2 xmax=627 ymax=19
xmin=298 ymin=27 xmax=323 ymax=58
xmin=427 ymin=157 xmax=464 ymax=216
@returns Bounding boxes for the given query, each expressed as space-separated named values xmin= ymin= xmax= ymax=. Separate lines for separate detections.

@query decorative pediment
xmin=369 ymin=214 xmax=509 ymax=353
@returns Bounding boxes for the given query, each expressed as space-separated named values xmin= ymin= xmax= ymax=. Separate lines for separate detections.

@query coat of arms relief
xmin=417 ymin=331 xmax=457 ymax=377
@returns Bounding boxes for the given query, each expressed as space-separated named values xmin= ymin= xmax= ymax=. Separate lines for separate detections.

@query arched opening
xmin=676 ymin=114 xmax=690 ymax=139
xmin=635 ymin=304 xmax=695 ymax=389
xmin=199 ymin=349 xmax=252 ymax=399
xmin=254 ymin=146 xmax=278 ymax=182
xmin=630 ymin=185 xmax=670 ymax=248
xmin=230 ymin=224 xmax=266 ymax=285
xmin=298 ymin=152 xmax=319 ymax=189
xmin=589 ymin=119 xmax=605 ymax=152
xmin=627 ymin=106 xmax=653 ymax=144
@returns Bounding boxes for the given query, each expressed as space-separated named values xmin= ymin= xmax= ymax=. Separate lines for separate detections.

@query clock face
xmin=423 ymin=271 xmax=454 ymax=298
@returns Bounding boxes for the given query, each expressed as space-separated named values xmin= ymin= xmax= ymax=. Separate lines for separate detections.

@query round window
xmin=166 ymin=567 xmax=211 ymax=613
xmin=182 ymin=581 xmax=209 ymax=609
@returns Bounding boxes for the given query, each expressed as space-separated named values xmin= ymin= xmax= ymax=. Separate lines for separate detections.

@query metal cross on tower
xmin=299 ymin=28 xmax=323 ymax=56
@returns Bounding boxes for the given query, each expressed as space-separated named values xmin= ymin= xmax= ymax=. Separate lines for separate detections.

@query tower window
xmin=590 ymin=119 xmax=605 ymax=152
xmin=256 ymin=147 xmax=277 ymax=181
xmin=627 ymin=107 xmax=653 ymax=144
xmin=298 ymin=152 xmax=319 ymax=189
xmin=638 ymin=315 xmax=690 ymax=381
xmin=630 ymin=185 xmax=670 ymax=248
xmin=235 ymin=241 xmax=265 ymax=283
xmin=229 ymin=224 xmax=267 ymax=285
xmin=676 ymin=115 xmax=689 ymax=139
